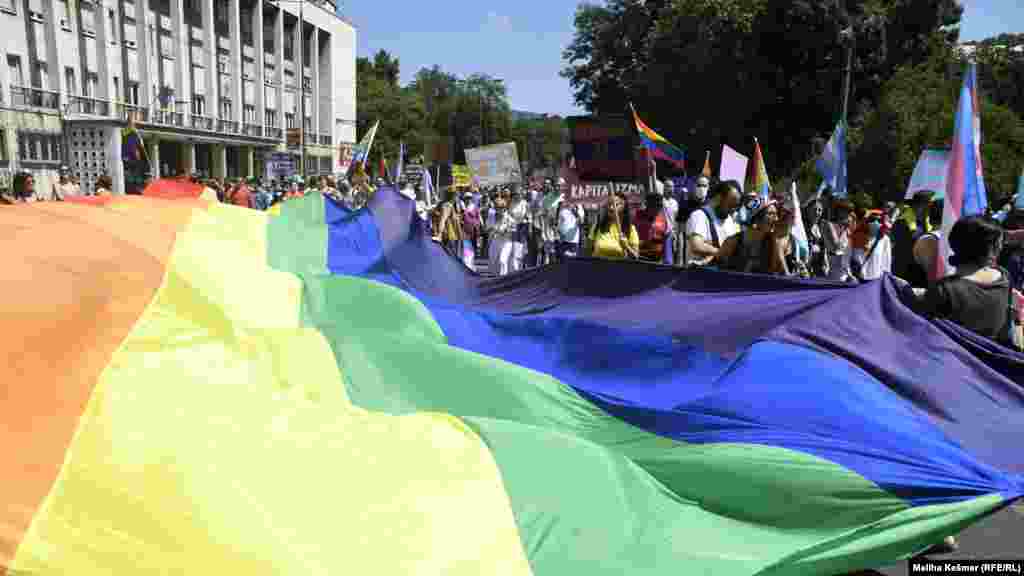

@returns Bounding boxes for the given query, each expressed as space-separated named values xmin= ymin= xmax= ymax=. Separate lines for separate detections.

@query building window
xmin=285 ymin=112 xmax=295 ymax=129
xmin=34 ymin=62 xmax=48 ymax=90
xmin=240 ymin=10 xmax=252 ymax=45
xmin=7 ymin=55 xmax=23 ymax=87
xmin=112 ymin=76 xmax=120 ymax=100
xmin=59 ymin=0 xmax=70 ymax=28
xmin=64 ymin=67 xmax=75 ymax=95
xmin=265 ymin=109 xmax=276 ymax=127
xmin=284 ymin=71 xmax=294 ymax=88
xmin=302 ymin=76 xmax=310 ymax=92
xmin=244 ymin=104 xmax=255 ymax=124
xmin=81 ymin=4 xmax=95 ymax=35
xmin=216 ymin=0 xmax=227 ymax=26
xmin=303 ymin=116 xmax=311 ymax=133
xmin=108 ymin=9 xmax=117 ymax=42
xmin=128 ymin=81 xmax=139 ymax=105
xmin=283 ymin=31 xmax=293 ymax=60
xmin=87 ymin=73 xmax=98 ymax=97
xmin=0 ymin=0 xmax=17 ymax=14
xmin=17 ymin=132 xmax=61 ymax=163
xmin=263 ymin=24 xmax=274 ymax=54
xmin=220 ymin=98 xmax=231 ymax=120
xmin=192 ymin=94 xmax=205 ymax=115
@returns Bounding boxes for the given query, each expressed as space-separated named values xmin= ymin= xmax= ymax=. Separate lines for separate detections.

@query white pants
xmin=511 ymin=241 xmax=526 ymax=272
xmin=489 ymin=237 xmax=513 ymax=276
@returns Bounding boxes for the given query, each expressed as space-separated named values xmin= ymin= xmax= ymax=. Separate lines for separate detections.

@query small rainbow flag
xmin=630 ymin=104 xmax=686 ymax=170
xmin=746 ymin=138 xmax=770 ymax=201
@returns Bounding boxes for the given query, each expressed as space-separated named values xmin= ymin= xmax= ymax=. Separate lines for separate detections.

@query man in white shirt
xmin=660 ymin=179 xmax=680 ymax=227
xmin=557 ymin=198 xmax=582 ymax=260
xmin=684 ymin=180 xmax=742 ymax=267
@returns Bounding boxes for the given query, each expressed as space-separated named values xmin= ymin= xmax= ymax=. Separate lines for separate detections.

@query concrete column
xmin=318 ymin=31 xmax=331 ymax=138
xmin=213 ymin=144 xmax=227 ymax=178
xmin=292 ymin=13 xmax=301 ymax=132
xmin=136 ymin=0 xmax=152 ymax=109
xmin=309 ymin=27 xmax=318 ymax=146
xmin=228 ymin=0 xmax=242 ymax=124
xmin=110 ymin=127 xmax=125 ymax=194
xmin=94 ymin=0 xmax=110 ymax=100
xmin=203 ymin=0 xmax=217 ymax=113
xmin=42 ymin=0 xmax=63 ymax=93
xmin=184 ymin=141 xmax=196 ymax=174
xmin=274 ymin=7 xmax=284 ymax=142
xmin=149 ymin=136 xmax=160 ymax=176
xmin=171 ymin=0 xmax=191 ymax=115
xmin=245 ymin=146 xmax=254 ymax=178
xmin=253 ymin=0 xmax=264 ymax=128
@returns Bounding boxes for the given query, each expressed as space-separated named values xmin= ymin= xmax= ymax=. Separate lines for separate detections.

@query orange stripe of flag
xmin=0 ymin=198 xmax=201 ymax=572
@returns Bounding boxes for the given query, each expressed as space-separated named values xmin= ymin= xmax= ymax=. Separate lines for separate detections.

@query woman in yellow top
xmin=589 ymin=192 xmax=640 ymax=260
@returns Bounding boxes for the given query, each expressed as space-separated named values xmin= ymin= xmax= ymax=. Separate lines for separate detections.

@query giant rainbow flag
xmin=2 ymin=189 xmax=1023 ymax=575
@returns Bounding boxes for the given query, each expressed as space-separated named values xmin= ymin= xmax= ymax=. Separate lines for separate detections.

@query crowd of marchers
xmin=427 ymin=177 xmax=1024 ymax=354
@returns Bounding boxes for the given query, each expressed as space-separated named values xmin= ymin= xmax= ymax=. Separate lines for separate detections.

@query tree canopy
xmin=356 ymin=52 xmax=563 ymax=174
xmin=561 ymin=0 xmax=963 ymax=183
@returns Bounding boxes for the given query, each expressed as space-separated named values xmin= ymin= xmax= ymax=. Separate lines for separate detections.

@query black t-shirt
xmin=917 ymin=267 xmax=1011 ymax=343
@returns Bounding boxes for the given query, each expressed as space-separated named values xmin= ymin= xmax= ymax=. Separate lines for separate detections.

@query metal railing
xmin=319 ymin=133 xmax=331 ymax=145
xmin=243 ymin=123 xmax=262 ymax=137
xmin=150 ymin=109 xmax=185 ymax=127
xmin=10 ymin=85 xmax=60 ymax=110
xmin=67 ymin=94 xmax=111 ymax=116
xmin=191 ymin=114 xmax=215 ymax=131
xmin=264 ymin=126 xmax=283 ymax=139
xmin=118 ymin=103 xmax=149 ymax=123
xmin=218 ymin=119 xmax=239 ymax=134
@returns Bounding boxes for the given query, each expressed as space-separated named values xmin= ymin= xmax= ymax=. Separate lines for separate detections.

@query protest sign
xmin=905 ymin=149 xmax=950 ymax=200
xmin=266 ymin=152 xmax=295 ymax=179
xmin=720 ymin=145 xmax=749 ymax=193
xmin=465 ymin=142 xmax=522 ymax=186
xmin=452 ymin=164 xmax=473 ymax=187
xmin=565 ymin=181 xmax=648 ymax=208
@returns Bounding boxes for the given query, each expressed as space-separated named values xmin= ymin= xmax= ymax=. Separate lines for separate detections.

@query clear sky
xmin=341 ymin=0 xmax=1022 ymax=118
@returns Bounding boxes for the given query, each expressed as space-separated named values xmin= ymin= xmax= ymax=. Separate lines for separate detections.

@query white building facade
xmin=0 ymin=0 xmax=355 ymax=196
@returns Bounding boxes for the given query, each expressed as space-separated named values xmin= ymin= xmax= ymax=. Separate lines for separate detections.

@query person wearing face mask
xmin=676 ymin=176 xmax=711 ymax=266
xmin=684 ymin=180 xmax=742 ymax=267
xmin=851 ymin=210 xmax=893 ymax=281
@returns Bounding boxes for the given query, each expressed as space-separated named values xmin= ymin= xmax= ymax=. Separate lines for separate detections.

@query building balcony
xmin=10 ymin=85 xmax=60 ymax=110
xmin=319 ymin=133 xmax=331 ymax=145
xmin=119 ymin=103 xmax=149 ymax=123
xmin=219 ymin=119 xmax=239 ymax=134
xmin=151 ymin=109 xmax=185 ymax=127
xmin=265 ymin=126 xmax=283 ymax=139
xmin=243 ymin=123 xmax=262 ymax=137
xmin=191 ymin=114 xmax=215 ymax=131
xmin=67 ymin=94 xmax=111 ymax=116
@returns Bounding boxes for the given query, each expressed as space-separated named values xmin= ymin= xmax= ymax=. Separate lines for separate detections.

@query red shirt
xmin=634 ymin=209 xmax=668 ymax=261
xmin=231 ymin=185 xmax=252 ymax=208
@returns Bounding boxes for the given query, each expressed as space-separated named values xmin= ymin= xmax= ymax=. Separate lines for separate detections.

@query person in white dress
xmin=486 ymin=193 xmax=515 ymax=276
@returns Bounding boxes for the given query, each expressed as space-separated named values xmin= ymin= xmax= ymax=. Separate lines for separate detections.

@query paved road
xmin=851 ymin=503 xmax=1023 ymax=576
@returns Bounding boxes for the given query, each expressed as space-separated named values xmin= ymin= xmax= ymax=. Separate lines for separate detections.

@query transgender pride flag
xmin=934 ymin=63 xmax=988 ymax=280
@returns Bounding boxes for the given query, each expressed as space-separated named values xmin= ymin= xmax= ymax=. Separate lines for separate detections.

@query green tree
xmin=851 ymin=43 xmax=1024 ymax=205
xmin=562 ymin=0 xmax=962 ymax=181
